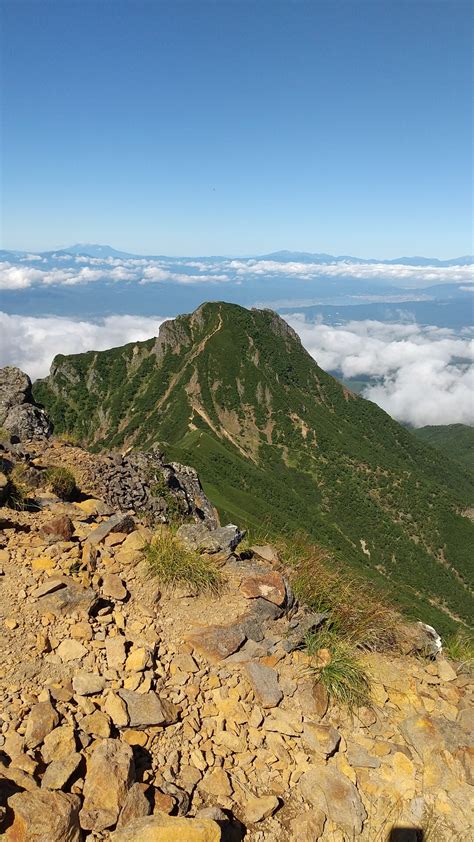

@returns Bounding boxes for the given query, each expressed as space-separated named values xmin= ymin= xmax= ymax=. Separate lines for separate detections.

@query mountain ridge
xmin=33 ymin=302 xmax=474 ymax=635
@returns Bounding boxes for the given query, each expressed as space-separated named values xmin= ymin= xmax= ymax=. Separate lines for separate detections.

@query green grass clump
xmin=305 ymin=627 xmax=371 ymax=710
xmin=443 ymin=629 xmax=474 ymax=675
xmin=146 ymin=528 xmax=222 ymax=594
xmin=44 ymin=466 xmax=76 ymax=500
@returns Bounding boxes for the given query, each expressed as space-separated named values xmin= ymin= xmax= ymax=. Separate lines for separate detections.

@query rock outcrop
xmin=0 ymin=366 xmax=52 ymax=440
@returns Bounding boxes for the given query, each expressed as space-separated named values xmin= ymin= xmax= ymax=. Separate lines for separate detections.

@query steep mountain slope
xmin=413 ymin=424 xmax=474 ymax=474
xmin=34 ymin=302 xmax=474 ymax=634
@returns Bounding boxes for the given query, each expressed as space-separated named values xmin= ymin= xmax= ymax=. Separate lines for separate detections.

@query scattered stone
xmin=105 ymin=692 xmax=129 ymax=727
xmin=264 ymin=708 xmax=303 ymax=736
xmin=126 ymin=646 xmax=152 ymax=672
xmin=24 ymin=701 xmax=59 ymax=749
xmin=303 ymin=722 xmax=341 ymax=757
xmin=80 ymin=738 xmax=135 ymax=831
xmin=81 ymin=709 xmax=112 ymax=737
xmin=186 ymin=624 xmax=245 ymax=662
xmin=72 ymin=672 xmax=106 ymax=696
xmin=240 ymin=571 xmax=286 ymax=606
xmin=39 ymin=515 xmax=74 ymax=544
xmin=106 ymin=635 xmax=127 ymax=670
xmin=244 ymin=794 xmax=279 ymax=823
xmin=289 ymin=808 xmax=326 ymax=841
xmin=41 ymin=752 xmax=82 ymax=790
xmin=299 ymin=767 xmax=367 ymax=834
xmin=245 ymin=661 xmax=283 ymax=708
xmin=199 ymin=768 xmax=232 ymax=798
xmin=118 ymin=690 xmax=178 ymax=728
xmin=42 ymin=725 xmax=77 ymax=762
xmin=102 ymin=573 xmax=128 ymax=600
xmin=437 ymin=657 xmax=457 ymax=682
xmin=86 ymin=513 xmax=135 ymax=546
xmin=249 ymin=544 xmax=279 ymax=564
xmin=56 ymin=638 xmax=87 ymax=662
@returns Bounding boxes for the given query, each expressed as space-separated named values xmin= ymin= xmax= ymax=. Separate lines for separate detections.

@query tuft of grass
xmin=146 ymin=527 xmax=223 ymax=594
xmin=443 ymin=629 xmax=474 ymax=675
xmin=277 ymin=533 xmax=400 ymax=652
xmin=305 ymin=627 xmax=371 ymax=710
xmin=44 ymin=466 xmax=76 ymax=500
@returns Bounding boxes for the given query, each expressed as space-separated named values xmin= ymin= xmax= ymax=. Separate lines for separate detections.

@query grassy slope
xmin=413 ymin=424 xmax=474 ymax=474
xmin=33 ymin=302 xmax=474 ymax=636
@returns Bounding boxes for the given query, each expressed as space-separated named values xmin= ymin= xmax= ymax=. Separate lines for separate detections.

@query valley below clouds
xmin=1 ymin=309 xmax=472 ymax=428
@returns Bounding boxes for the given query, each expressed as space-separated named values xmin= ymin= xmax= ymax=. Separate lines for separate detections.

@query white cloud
xmin=225 ymin=259 xmax=473 ymax=286
xmin=0 ymin=313 xmax=163 ymax=380
xmin=287 ymin=314 xmax=474 ymax=426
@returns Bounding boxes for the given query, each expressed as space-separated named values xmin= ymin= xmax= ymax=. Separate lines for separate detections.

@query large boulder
xmin=0 ymin=366 xmax=52 ymax=440
xmin=6 ymin=790 xmax=81 ymax=841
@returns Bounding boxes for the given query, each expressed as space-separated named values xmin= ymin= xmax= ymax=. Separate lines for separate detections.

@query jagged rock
xmin=177 ymin=522 xmax=244 ymax=554
xmin=102 ymin=572 xmax=128 ymax=600
xmin=80 ymin=738 xmax=135 ymax=831
xmin=297 ymin=679 xmax=329 ymax=719
xmin=41 ymin=752 xmax=82 ymax=790
xmin=117 ymin=782 xmax=152 ymax=827
xmin=86 ymin=513 xmax=135 ymax=546
xmin=303 ymin=722 xmax=341 ymax=757
xmin=240 ymin=571 xmax=286 ymax=606
xmin=198 ymin=768 xmax=232 ymax=798
xmin=81 ymin=710 xmax=112 ymax=737
xmin=243 ymin=794 xmax=279 ymax=823
xmin=264 ymin=708 xmax=303 ymax=736
xmin=249 ymin=544 xmax=279 ymax=564
xmin=104 ymin=692 xmax=129 ymax=727
xmin=245 ymin=662 xmax=283 ymax=708
xmin=299 ymin=767 xmax=367 ymax=834
xmin=0 ymin=366 xmax=52 ymax=440
xmin=35 ymin=576 xmax=97 ymax=615
xmin=106 ymin=635 xmax=127 ymax=670
xmin=186 ymin=624 xmax=246 ymax=662
xmin=42 ymin=725 xmax=76 ymax=762
xmin=6 ymin=790 xmax=81 ymax=841
xmin=346 ymin=741 xmax=381 ymax=768
xmin=282 ymin=610 xmax=328 ymax=652
xmin=0 ymin=759 xmax=38 ymax=793
xmin=235 ymin=598 xmax=284 ymax=642
xmin=118 ymin=690 xmax=178 ymax=728
xmin=24 ymin=701 xmax=59 ymax=749
xmin=109 ymin=813 xmax=221 ymax=841
xmin=38 ymin=515 xmax=74 ymax=544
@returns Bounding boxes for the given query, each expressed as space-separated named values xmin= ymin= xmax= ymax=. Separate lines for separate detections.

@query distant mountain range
xmin=2 ymin=243 xmax=473 ymax=265
xmin=34 ymin=301 xmax=473 ymax=636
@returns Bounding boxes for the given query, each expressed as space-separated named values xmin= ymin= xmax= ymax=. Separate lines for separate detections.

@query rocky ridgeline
xmin=0 ymin=368 xmax=472 ymax=841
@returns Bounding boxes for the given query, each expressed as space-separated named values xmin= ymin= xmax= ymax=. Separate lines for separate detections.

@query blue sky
xmin=1 ymin=0 xmax=472 ymax=257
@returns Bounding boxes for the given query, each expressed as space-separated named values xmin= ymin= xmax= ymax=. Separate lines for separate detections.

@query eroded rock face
xmin=0 ymin=366 xmax=52 ymax=440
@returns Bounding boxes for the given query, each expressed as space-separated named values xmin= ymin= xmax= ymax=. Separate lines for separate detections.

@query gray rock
xmin=0 ymin=366 xmax=52 ymax=440
xmin=85 ymin=513 xmax=135 ymax=546
xmin=245 ymin=662 xmax=283 ymax=708
xmin=118 ymin=690 xmax=178 ymax=728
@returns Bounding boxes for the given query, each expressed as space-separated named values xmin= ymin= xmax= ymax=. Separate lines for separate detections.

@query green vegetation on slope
xmin=413 ymin=424 xmax=474 ymax=474
xmin=33 ymin=302 xmax=474 ymax=636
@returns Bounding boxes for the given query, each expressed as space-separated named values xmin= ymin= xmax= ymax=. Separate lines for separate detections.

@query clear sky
xmin=1 ymin=0 xmax=472 ymax=257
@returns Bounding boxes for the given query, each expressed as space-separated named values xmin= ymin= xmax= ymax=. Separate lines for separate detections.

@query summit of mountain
xmin=33 ymin=301 xmax=473 ymax=634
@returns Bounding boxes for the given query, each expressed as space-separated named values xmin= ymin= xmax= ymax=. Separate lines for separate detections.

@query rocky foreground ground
xmin=0 ymin=368 xmax=472 ymax=840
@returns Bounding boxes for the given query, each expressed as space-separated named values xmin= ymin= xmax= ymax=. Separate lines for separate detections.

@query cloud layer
xmin=287 ymin=315 xmax=474 ymax=427
xmin=0 ymin=311 xmax=471 ymax=428
xmin=1 ymin=252 xmax=472 ymax=291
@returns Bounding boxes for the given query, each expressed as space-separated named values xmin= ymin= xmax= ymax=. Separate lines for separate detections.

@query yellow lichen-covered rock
xmin=109 ymin=813 xmax=221 ymax=841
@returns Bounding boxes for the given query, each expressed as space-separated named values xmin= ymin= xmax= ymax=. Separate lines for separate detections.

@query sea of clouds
xmin=1 ymin=253 xmax=473 ymax=290
xmin=0 ymin=311 xmax=472 ymax=428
